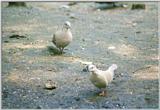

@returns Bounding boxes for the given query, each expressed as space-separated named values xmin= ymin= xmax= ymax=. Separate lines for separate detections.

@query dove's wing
xmin=90 ymin=70 xmax=108 ymax=88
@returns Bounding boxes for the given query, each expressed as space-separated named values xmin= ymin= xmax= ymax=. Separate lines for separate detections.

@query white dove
xmin=52 ymin=21 xmax=72 ymax=53
xmin=86 ymin=64 xmax=118 ymax=96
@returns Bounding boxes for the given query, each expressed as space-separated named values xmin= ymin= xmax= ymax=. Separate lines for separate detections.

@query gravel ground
xmin=1 ymin=2 xmax=159 ymax=109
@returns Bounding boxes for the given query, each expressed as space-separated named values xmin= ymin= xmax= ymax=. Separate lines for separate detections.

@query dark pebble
xmin=131 ymin=4 xmax=146 ymax=10
xmin=36 ymin=106 xmax=42 ymax=109
xmin=74 ymin=97 xmax=80 ymax=101
xmin=68 ymin=2 xmax=77 ymax=6
xmin=4 ymin=40 xmax=9 ymax=43
xmin=2 ymin=91 xmax=8 ymax=98
xmin=9 ymin=34 xmax=26 ymax=39
xmin=82 ymin=39 xmax=85 ymax=42
xmin=136 ymin=31 xmax=141 ymax=33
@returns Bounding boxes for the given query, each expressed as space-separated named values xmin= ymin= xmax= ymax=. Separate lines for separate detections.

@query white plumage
xmin=87 ymin=64 xmax=118 ymax=96
xmin=52 ymin=21 xmax=72 ymax=53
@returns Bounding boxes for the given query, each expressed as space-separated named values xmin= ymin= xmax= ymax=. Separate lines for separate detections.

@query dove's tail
xmin=109 ymin=64 xmax=118 ymax=71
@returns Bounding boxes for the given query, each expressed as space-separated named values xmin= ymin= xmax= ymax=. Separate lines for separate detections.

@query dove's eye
xmin=90 ymin=66 xmax=95 ymax=70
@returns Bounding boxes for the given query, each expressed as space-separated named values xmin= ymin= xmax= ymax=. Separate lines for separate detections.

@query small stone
xmin=120 ymin=73 xmax=124 ymax=76
xmin=74 ymin=97 xmax=80 ymax=101
xmin=116 ymin=104 xmax=120 ymax=107
xmin=82 ymin=38 xmax=85 ymax=42
xmin=96 ymin=2 xmax=116 ymax=10
xmin=97 ymin=9 xmax=101 ymax=11
xmin=132 ymin=23 xmax=137 ymax=27
xmin=122 ymin=106 xmax=125 ymax=108
xmin=47 ymin=69 xmax=53 ymax=71
xmin=145 ymin=96 xmax=150 ymax=101
xmin=22 ymin=95 xmax=27 ymax=98
xmin=8 ymin=2 xmax=27 ymax=7
xmin=69 ymin=13 xmax=77 ymax=19
xmin=131 ymin=4 xmax=146 ymax=10
xmin=4 ymin=40 xmax=9 ymax=43
xmin=106 ymin=101 xmax=109 ymax=104
xmin=108 ymin=46 xmax=116 ymax=50
xmin=75 ymin=78 xmax=81 ymax=81
xmin=123 ymin=54 xmax=127 ymax=56
xmin=80 ymin=46 xmax=85 ymax=50
xmin=13 ymin=91 xmax=17 ymax=94
xmin=94 ymin=41 xmax=99 ymax=45
xmin=9 ymin=34 xmax=26 ymax=39
xmin=36 ymin=106 xmax=41 ymax=109
xmin=44 ymin=80 xmax=57 ymax=90
xmin=60 ymin=5 xmax=70 ymax=9
xmin=2 ymin=91 xmax=8 ymax=98
xmin=136 ymin=31 xmax=141 ymax=33
xmin=68 ymin=2 xmax=77 ymax=6
xmin=123 ymin=4 xmax=128 ymax=8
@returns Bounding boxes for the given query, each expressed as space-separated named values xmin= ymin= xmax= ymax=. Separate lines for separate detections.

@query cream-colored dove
xmin=52 ymin=21 xmax=72 ymax=53
xmin=86 ymin=64 xmax=118 ymax=96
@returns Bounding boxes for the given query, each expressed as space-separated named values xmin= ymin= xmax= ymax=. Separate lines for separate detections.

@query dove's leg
xmin=59 ymin=48 xmax=63 ymax=54
xmin=61 ymin=48 xmax=64 ymax=53
xmin=99 ymin=88 xmax=107 ymax=96
xmin=60 ymin=48 xmax=65 ymax=54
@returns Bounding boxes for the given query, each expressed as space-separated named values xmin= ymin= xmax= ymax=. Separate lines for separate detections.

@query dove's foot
xmin=99 ymin=90 xmax=107 ymax=96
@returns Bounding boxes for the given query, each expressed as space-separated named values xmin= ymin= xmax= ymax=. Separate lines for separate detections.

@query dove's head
xmin=109 ymin=64 xmax=118 ymax=71
xmin=87 ymin=64 xmax=97 ymax=72
xmin=64 ymin=21 xmax=71 ymax=29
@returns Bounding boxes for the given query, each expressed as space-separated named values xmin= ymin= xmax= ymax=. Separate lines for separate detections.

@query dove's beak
xmin=82 ymin=65 xmax=89 ymax=72
xmin=68 ymin=26 xmax=71 ymax=29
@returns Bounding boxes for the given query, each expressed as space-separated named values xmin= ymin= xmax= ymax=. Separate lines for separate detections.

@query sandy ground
xmin=1 ymin=2 xmax=159 ymax=109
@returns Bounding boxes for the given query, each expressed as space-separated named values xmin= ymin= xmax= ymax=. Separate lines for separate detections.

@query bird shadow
xmin=47 ymin=46 xmax=63 ymax=55
xmin=81 ymin=88 xmax=106 ymax=98
xmin=82 ymin=89 xmax=107 ymax=104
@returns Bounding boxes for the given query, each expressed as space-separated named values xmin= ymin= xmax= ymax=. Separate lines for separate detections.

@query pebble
xmin=82 ymin=38 xmax=85 ymax=42
xmin=108 ymin=46 xmax=116 ymax=50
xmin=97 ymin=9 xmax=101 ymax=11
xmin=36 ymin=106 xmax=41 ymax=109
xmin=122 ymin=106 xmax=125 ymax=108
xmin=120 ymin=73 xmax=124 ymax=76
xmin=13 ymin=91 xmax=17 ymax=94
xmin=80 ymin=46 xmax=85 ymax=50
xmin=44 ymin=80 xmax=57 ymax=90
xmin=74 ymin=97 xmax=80 ymax=101
xmin=9 ymin=34 xmax=26 ymax=39
xmin=69 ymin=13 xmax=77 ymax=19
xmin=68 ymin=2 xmax=77 ymax=6
xmin=96 ymin=2 xmax=116 ymax=10
xmin=123 ymin=4 xmax=128 ymax=8
xmin=4 ymin=40 xmax=9 ymax=43
xmin=136 ymin=31 xmax=141 ymax=33
xmin=60 ymin=5 xmax=70 ymax=10
xmin=131 ymin=4 xmax=146 ymax=10
xmin=106 ymin=101 xmax=109 ymax=104
xmin=132 ymin=23 xmax=137 ymax=27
